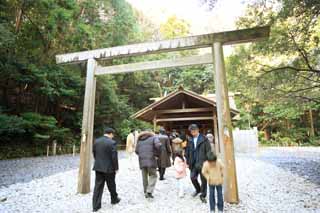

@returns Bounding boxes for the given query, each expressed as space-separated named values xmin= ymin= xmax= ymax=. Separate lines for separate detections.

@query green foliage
xmin=0 ymin=113 xmax=26 ymax=141
xmin=272 ymin=134 xmax=295 ymax=146
xmin=263 ymin=104 xmax=302 ymax=121
xmin=267 ymin=127 xmax=313 ymax=146
xmin=21 ymin=112 xmax=73 ymax=143
xmin=306 ymin=136 xmax=320 ymax=146
xmin=227 ymin=0 xmax=320 ymax=145
xmin=22 ymin=112 xmax=57 ymax=130
xmin=0 ymin=111 xmax=74 ymax=146
xmin=160 ymin=65 xmax=214 ymax=94
xmin=160 ymin=15 xmax=190 ymax=39
xmin=0 ymin=0 xmax=157 ymax=158
xmin=155 ymin=15 xmax=214 ymax=95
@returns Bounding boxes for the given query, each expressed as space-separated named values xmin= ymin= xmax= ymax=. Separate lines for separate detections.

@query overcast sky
xmin=126 ymin=0 xmax=249 ymax=35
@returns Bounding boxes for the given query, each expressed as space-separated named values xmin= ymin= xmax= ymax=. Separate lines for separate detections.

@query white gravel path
xmin=0 ymin=147 xmax=319 ymax=213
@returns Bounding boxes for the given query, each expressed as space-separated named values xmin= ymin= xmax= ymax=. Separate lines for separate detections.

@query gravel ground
xmin=0 ymin=147 xmax=319 ymax=213
xmin=0 ymin=152 xmax=126 ymax=188
xmin=0 ymin=155 xmax=79 ymax=187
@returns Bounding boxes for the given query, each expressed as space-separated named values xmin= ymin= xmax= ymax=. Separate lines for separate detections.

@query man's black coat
xmin=93 ymin=136 xmax=119 ymax=173
xmin=185 ymin=133 xmax=211 ymax=170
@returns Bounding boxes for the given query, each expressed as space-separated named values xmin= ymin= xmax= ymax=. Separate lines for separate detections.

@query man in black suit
xmin=92 ymin=128 xmax=120 ymax=212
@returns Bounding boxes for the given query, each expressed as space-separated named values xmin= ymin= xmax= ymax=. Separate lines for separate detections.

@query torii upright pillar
xmin=213 ymin=42 xmax=239 ymax=203
xmin=78 ymin=58 xmax=97 ymax=193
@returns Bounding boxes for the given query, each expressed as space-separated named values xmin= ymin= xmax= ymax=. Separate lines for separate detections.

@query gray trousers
xmin=141 ymin=167 xmax=157 ymax=194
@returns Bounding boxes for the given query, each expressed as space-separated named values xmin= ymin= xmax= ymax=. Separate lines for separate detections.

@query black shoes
xmin=145 ymin=193 xmax=154 ymax=199
xmin=93 ymin=207 xmax=100 ymax=212
xmin=93 ymin=197 xmax=120 ymax=211
xmin=200 ymin=196 xmax=207 ymax=203
xmin=111 ymin=197 xmax=121 ymax=205
xmin=192 ymin=191 xmax=200 ymax=197
xmin=192 ymin=191 xmax=206 ymax=203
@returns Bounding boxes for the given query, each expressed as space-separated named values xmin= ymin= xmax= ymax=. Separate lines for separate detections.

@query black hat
xmin=105 ymin=127 xmax=115 ymax=134
xmin=188 ymin=124 xmax=199 ymax=131
xmin=207 ymin=152 xmax=217 ymax=161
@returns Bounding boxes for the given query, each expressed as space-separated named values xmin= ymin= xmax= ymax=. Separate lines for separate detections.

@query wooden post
xmin=78 ymin=58 xmax=97 ymax=194
xmin=46 ymin=145 xmax=50 ymax=157
xmin=182 ymin=100 xmax=186 ymax=109
xmin=212 ymin=42 xmax=239 ymax=203
xmin=153 ymin=114 xmax=157 ymax=132
xmin=213 ymin=114 xmax=220 ymax=154
xmin=73 ymin=144 xmax=76 ymax=157
xmin=52 ymin=140 xmax=57 ymax=156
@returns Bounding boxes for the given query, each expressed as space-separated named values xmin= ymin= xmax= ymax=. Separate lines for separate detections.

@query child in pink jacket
xmin=174 ymin=150 xmax=187 ymax=198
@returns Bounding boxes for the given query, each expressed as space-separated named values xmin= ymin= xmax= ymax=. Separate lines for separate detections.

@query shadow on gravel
xmin=0 ymin=152 xmax=126 ymax=187
xmin=255 ymin=149 xmax=320 ymax=186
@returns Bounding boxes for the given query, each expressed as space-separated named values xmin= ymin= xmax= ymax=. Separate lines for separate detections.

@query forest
xmin=0 ymin=0 xmax=319 ymax=159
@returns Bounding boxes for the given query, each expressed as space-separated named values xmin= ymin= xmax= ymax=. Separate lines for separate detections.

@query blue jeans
xmin=209 ymin=185 xmax=223 ymax=211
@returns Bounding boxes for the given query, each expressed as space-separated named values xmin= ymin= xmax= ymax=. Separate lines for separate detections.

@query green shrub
xmin=304 ymin=136 xmax=320 ymax=146
xmin=0 ymin=112 xmax=76 ymax=158
xmin=21 ymin=112 xmax=74 ymax=144
xmin=0 ymin=114 xmax=26 ymax=142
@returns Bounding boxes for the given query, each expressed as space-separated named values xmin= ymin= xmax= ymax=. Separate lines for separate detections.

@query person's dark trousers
xmin=190 ymin=168 xmax=207 ymax=198
xmin=159 ymin=168 xmax=166 ymax=180
xmin=172 ymin=152 xmax=176 ymax=162
xmin=93 ymin=171 xmax=118 ymax=210
xmin=209 ymin=185 xmax=223 ymax=211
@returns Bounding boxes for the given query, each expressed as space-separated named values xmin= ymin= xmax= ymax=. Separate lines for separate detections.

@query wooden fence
xmin=45 ymin=142 xmax=126 ymax=157
xmin=233 ymin=127 xmax=259 ymax=152
xmin=0 ymin=143 xmax=127 ymax=160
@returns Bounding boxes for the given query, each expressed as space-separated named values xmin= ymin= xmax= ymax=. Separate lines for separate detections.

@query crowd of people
xmin=92 ymin=124 xmax=224 ymax=213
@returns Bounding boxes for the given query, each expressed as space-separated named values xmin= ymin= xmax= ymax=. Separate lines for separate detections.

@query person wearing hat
xmin=157 ymin=127 xmax=172 ymax=180
xmin=92 ymin=127 xmax=120 ymax=212
xmin=202 ymin=152 xmax=224 ymax=213
xmin=185 ymin=124 xmax=211 ymax=203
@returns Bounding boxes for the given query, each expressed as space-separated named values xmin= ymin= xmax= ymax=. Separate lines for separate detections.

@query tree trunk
xmin=34 ymin=94 xmax=39 ymax=113
xmin=15 ymin=8 xmax=23 ymax=32
xmin=264 ymin=128 xmax=271 ymax=140
xmin=2 ymin=80 xmax=9 ymax=109
xmin=309 ymin=109 xmax=315 ymax=137
xmin=56 ymin=99 xmax=62 ymax=126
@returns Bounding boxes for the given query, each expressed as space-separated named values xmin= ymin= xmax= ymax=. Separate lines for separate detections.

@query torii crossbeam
xmin=56 ymin=26 xmax=270 ymax=204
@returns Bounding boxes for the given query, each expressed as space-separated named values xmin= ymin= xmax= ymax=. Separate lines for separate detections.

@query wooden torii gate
xmin=56 ymin=26 xmax=270 ymax=204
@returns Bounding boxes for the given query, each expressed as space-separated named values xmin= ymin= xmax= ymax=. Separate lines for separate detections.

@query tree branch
xmin=288 ymin=31 xmax=314 ymax=71
xmin=273 ymin=88 xmax=320 ymax=104
xmin=260 ymin=65 xmax=320 ymax=76
xmin=23 ymin=14 xmax=50 ymax=53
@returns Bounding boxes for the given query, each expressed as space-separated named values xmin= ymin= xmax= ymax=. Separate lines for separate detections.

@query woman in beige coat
xmin=202 ymin=152 xmax=224 ymax=213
